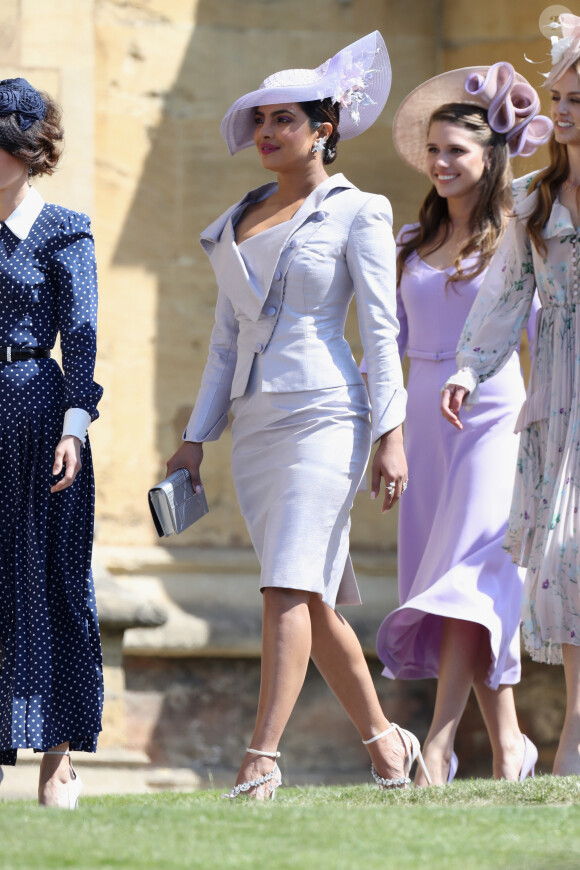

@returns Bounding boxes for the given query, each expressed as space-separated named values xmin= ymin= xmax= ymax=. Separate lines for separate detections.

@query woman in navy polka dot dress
xmin=0 ymin=79 xmax=103 ymax=808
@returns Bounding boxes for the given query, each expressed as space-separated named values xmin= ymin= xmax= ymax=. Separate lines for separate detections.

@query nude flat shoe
xmin=40 ymin=750 xmax=82 ymax=809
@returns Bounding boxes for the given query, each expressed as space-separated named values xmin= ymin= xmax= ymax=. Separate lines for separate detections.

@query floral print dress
xmin=456 ymin=171 xmax=580 ymax=665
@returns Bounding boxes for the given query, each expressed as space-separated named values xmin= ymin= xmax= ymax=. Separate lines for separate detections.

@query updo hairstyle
xmin=0 ymin=94 xmax=64 ymax=177
xmin=300 ymin=97 xmax=340 ymax=165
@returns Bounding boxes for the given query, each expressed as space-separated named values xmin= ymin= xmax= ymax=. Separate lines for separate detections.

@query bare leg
xmin=415 ymin=618 xmax=486 ymax=785
xmin=472 ymin=680 xmax=524 ymax=779
xmin=234 ymin=587 xmax=312 ymax=794
xmin=553 ymin=642 xmax=580 ymax=776
xmin=38 ymin=741 xmax=71 ymax=806
xmin=308 ymin=596 xmax=407 ymax=781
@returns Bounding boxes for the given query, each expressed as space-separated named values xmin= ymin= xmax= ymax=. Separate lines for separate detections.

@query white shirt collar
xmin=3 ymin=187 xmax=45 ymax=240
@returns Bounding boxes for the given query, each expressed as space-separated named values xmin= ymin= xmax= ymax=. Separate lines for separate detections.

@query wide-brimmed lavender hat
xmin=393 ymin=62 xmax=553 ymax=176
xmin=544 ymin=13 xmax=580 ymax=88
xmin=220 ymin=30 xmax=391 ymax=155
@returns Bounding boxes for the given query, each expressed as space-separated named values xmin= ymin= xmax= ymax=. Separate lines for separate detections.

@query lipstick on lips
xmin=260 ymin=143 xmax=279 ymax=154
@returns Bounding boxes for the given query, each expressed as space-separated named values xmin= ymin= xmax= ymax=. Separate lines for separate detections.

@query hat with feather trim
xmin=220 ymin=31 xmax=391 ymax=155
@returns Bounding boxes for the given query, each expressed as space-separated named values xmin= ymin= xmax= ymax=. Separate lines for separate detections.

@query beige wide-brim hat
xmin=393 ymin=63 xmax=553 ymax=176
xmin=220 ymin=30 xmax=391 ymax=156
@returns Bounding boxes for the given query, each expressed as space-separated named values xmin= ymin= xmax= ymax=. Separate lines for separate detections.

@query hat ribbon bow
xmin=464 ymin=62 xmax=551 ymax=156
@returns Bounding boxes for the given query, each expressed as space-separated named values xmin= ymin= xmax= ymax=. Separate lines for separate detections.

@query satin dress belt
xmin=406 ymin=348 xmax=456 ymax=361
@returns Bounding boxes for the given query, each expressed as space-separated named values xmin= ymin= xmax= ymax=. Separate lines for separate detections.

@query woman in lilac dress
xmin=374 ymin=64 xmax=551 ymax=784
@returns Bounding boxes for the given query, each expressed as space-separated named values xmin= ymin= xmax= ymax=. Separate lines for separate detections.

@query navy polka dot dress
xmin=0 ymin=195 xmax=104 ymax=765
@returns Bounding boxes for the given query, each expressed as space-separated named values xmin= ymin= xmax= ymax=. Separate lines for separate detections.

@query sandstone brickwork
xmin=0 ymin=0 xmax=558 ymax=549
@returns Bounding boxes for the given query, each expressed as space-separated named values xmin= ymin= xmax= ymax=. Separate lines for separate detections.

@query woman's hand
xmin=51 ymin=435 xmax=82 ymax=493
xmin=440 ymin=385 xmax=469 ymax=430
xmin=166 ymin=441 xmax=204 ymax=491
xmin=371 ymin=425 xmax=408 ymax=513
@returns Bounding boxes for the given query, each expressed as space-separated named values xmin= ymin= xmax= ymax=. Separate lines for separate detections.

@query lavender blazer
xmin=184 ymin=173 xmax=406 ymax=444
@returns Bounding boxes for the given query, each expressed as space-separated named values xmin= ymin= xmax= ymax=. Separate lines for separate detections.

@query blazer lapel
xmin=210 ymin=216 xmax=269 ymax=322
xmin=200 ymin=174 xmax=357 ymax=322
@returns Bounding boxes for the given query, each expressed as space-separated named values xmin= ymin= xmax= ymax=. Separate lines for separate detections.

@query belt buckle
xmin=6 ymin=346 xmax=11 ymax=362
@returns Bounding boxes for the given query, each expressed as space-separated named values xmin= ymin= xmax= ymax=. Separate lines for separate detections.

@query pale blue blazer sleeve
xmin=347 ymin=196 xmax=406 ymax=440
xmin=183 ymin=285 xmax=238 ymax=442
xmin=184 ymin=181 xmax=406 ymax=443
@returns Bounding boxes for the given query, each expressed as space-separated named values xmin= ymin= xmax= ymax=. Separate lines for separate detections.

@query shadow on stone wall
xmin=108 ymin=8 xmax=413 ymax=549
xmin=110 ymin=4 xmax=254 ymax=546
xmin=108 ymin=6 xmax=564 ymax=785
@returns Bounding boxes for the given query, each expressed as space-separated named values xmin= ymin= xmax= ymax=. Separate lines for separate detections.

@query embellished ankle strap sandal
xmin=362 ymin=723 xmax=431 ymax=789
xmin=223 ymin=748 xmax=282 ymax=800
xmin=41 ymin=750 xmax=83 ymax=809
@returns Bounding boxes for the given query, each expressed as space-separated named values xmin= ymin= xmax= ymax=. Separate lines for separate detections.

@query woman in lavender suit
xmin=166 ymin=33 xmax=429 ymax=799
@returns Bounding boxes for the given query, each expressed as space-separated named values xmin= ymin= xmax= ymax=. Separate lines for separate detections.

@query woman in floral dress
xmin=442 ymin=14 xmax=580 ymax=775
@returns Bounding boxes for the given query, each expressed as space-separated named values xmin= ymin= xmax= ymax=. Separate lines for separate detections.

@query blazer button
xmin=274 ymin=270 xmax=282 ymax=281
xmin=255 ymin=343 xmax=264 ymax=353
xmin=289 ymin=239 xmax=298 ymax=248
xmin=314 ymin=211 xmax=325 ymax=222
xmin=265 ymin=306 xmax=277 ymax=316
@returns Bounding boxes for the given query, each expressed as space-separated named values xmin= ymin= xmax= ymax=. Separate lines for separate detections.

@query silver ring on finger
xmin=402 ymin=480 xmax=408 ymax=492
xmin=386 ymin=482 xmax=396 ymax=497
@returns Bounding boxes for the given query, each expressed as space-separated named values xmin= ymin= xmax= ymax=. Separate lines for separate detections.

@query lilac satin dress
xmin=376 ymin=234 xmax=537 ymax=689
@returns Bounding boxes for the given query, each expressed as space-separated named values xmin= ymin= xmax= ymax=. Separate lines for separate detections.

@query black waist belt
xmin=0 ymin=346 xmax=51 ymax=362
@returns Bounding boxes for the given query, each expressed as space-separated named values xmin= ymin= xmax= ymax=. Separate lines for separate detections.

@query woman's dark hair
xmin=397 ymin=102 xmax=513 ymax=286
xmin=0 ymin=93 xmax=64 ymax=176
xmin=526 ymin=58 xmax=580 ymax=255
xmin=300 ymin=97 xmax=340 ymax=165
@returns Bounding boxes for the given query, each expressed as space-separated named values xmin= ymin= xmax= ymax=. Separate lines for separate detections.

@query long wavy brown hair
xmin=526 ymin=59 xmax=580 ymax=256
xmin=397 ymin=103 xmax=513 ymax=286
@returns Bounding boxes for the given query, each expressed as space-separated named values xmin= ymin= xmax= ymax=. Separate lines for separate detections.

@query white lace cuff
xmin=441 ymin=367 xmax=480 ymax=409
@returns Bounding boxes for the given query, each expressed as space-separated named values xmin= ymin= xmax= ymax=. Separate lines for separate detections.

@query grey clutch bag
xmin=148 ymin=468 xmax=209 ymax=537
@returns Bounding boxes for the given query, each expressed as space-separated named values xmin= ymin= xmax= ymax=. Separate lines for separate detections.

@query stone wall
xmin=0 ymin=0 xmax=561 ymax=549
xmin=90 ymin=0 xmax=559 ymax=549
xmin=91 ymin=0 xmax=441 ymax=549
xmin=1 ymin=0 xmax=572 ymax=785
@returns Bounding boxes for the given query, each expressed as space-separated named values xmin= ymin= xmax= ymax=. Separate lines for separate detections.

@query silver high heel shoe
xmin=223 ymin=747 xmax=282 ymax=800
xmin=363 ymin=723 xmax=432 ymax=789
xmin=40 ymin=750 xmax=82 ymax=809
xmin=448 ymin=751 xmax=459 ymax=784
xmin=519 ymin=735 xmax=538 ymax=781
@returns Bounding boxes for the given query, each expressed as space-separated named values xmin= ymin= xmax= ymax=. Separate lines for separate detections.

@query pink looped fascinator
xmin=219 ymin=31 xmax=391 ymax=155
xmin=392 ymin=62 xmax=553 ymax=175
xmin=543 ymin=13 xmax=580 ymax=88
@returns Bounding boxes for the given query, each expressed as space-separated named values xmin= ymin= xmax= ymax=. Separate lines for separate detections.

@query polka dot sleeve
xmin=51 ymin=212 xmax=103 ymax=420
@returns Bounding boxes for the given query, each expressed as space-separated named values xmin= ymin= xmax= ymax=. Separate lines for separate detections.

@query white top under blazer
xmin=184 ymin=173 xmax=406 ymax=444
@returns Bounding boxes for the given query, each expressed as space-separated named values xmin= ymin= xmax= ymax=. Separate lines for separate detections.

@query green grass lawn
xmin=1 ymin=777 xmax=579 ymax=870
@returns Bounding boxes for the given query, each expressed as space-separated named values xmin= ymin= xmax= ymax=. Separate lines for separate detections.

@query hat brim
xmin=544 ymin=42 xmax=580 ymax=89
xmin=392 ymin=66 xmax=532 ymax=175
xmin=220 ymin=30 xmax=391 ymax=156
